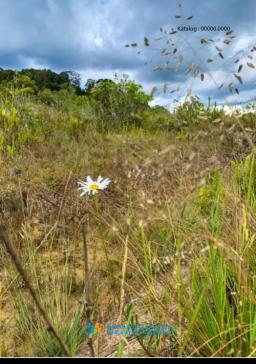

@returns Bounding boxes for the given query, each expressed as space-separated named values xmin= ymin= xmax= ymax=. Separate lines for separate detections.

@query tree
xmin=0 ymin=69 xmax=84 ymax=94
xmin=84 ymin=79 xmax=96 ymax=95
xmin=88 ymin=75 xmax=152 ymax=130
xmin=0 ymin=73 xmax=37 ymax=97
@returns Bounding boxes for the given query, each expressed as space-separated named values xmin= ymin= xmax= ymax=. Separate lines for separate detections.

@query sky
xmin=0 ymin=0 xmax=255 ymax=109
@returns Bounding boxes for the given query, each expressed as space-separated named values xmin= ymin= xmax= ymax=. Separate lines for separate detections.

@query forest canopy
xmin=0 ymin=68 xmax=84 ymax=94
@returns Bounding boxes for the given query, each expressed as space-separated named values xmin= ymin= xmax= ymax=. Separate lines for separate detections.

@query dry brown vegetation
xmin=1 ymin=108 xmax=256 ymax=356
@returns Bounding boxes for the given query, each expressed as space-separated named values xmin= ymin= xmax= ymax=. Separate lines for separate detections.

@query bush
xmin=88 ymin=74 xmax=152 ymax=131
xmin=174 ymin=97 xmax=205 ymax=125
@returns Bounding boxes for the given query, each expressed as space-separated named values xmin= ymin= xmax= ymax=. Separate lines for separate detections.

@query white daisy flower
xmin=78 ymin=176 xmax=111 ymax=196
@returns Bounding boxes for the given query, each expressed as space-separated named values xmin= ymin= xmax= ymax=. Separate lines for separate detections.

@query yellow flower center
xmin=89 ymin=183 xmax=100 ymax=191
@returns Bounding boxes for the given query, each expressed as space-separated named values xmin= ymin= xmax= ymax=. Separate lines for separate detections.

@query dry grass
xmin=1 ymin=116 xmax=248 ymax=357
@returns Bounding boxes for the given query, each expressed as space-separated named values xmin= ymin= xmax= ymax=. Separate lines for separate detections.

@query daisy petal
xmin=99 ymin=178 xmax=111 ymax=189
xmin=78 ymin=181 xmax=89 ymax=188
xmin=87 ymin=176 xmax=94 ymax=184
xmin=97 ymin=176 xmax=104 ymax=184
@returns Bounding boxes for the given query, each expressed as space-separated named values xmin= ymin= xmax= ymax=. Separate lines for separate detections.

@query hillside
xmin=1 ymin=73 xmax=256 ymax=357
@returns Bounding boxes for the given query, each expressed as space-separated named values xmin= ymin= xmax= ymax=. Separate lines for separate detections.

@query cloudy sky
xmin=0 ymin=0 xmax=255 ymax=108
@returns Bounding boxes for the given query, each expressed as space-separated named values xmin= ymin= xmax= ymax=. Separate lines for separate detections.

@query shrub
xmin=88 ymin=74 xmax=152 ymax=131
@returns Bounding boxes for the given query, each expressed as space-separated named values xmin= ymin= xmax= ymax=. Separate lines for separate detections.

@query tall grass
xmin=1 ymin=106 xmax=256 ymax=356
xmin=109 ymin=153 xmax=256 ymax=357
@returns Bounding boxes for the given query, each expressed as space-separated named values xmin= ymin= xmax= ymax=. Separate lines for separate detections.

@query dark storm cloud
xmin=0 ymin=0 xmax=255 ymax=105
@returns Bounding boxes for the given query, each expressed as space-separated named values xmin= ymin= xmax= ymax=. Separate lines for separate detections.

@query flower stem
xmin=81 ymin=217 xmax=95 ymax=357
xmin=82 ymin=218 xmax=90 ymax=305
